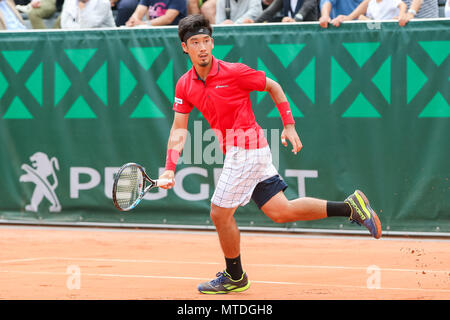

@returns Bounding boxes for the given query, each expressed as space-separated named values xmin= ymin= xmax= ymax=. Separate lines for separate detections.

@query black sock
xmin=225 ymin=255 xmax=243 ymax=280
xmin=326 ymin=201 xmax=351 ymax=217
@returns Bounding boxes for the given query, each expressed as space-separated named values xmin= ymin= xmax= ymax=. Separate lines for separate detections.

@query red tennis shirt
xmin=173 ymin=56 xmax=269 ymax=154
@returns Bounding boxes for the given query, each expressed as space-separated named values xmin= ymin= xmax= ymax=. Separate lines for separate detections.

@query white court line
xmin=2 ymin=224 xmax=450 ymax=241
xmin=1 ymin=256 xmax=449 ymax=275
xmin=0 ymin=269 xmax=449 ymax=294
xmin=0 ymin=258 xmax=48 ymax=264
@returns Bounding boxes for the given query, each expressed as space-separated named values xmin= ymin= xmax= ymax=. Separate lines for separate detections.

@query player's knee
xmin=209 ymin=209 xmax=220 ymax=225
xmin=261 ymin=202 xmax=292 ymax=224
xmin=210 ymin=204 xmax=234 ymax=225
xmin=268 ymin=214 xmax=290 ymax=224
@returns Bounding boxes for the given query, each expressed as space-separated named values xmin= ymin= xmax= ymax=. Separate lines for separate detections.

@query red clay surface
xmin=0 ymin=226 xmax=449 ymax=300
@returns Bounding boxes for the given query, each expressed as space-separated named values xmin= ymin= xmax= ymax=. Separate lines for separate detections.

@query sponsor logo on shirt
xmin=175 ymin=97 xmax=183 ymax=104
xmin=215 ymin=85 xmax=229 ymax=89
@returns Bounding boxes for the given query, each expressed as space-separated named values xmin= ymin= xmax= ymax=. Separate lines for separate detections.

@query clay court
xmin=0 ymin=225 xmax=449 ymax=300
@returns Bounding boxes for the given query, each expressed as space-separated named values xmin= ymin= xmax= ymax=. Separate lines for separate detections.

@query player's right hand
xmin=158 ymin=170 xmax=175 ymax=189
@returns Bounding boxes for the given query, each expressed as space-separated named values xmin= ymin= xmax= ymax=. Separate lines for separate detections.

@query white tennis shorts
xmin=211 ymin=146 xmax=279 ymax=208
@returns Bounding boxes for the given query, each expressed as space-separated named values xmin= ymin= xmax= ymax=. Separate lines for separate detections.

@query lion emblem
xmin=19 ymin=152 xmax=61 ymax=212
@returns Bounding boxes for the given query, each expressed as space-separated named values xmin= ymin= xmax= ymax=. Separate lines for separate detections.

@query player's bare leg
xmin=209 ymin=204 xmax=240 ymax=259
xmin=261 ymin=191 xmax=328 ymax=222
xmin=197 ymin=204 xmax=250 ymax=294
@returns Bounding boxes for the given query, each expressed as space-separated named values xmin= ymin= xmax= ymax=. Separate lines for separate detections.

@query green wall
xmin=0 ymin=21 xmax=449 ymax=234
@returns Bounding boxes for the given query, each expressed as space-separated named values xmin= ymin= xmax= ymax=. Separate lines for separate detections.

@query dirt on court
xmin=0 ymin=226 xmax=449 ymax=300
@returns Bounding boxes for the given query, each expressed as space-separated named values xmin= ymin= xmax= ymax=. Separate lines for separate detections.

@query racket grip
xmin=156 ymin=178 xmax=173 ymax=187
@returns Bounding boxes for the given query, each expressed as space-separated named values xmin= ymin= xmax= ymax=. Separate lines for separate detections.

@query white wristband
xmin=408 ymin=9 xmax=417 ymax=16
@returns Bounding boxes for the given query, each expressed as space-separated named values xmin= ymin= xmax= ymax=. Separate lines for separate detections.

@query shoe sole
xmin=199 ymin=281 xmax=251 ymax=294
xmin=356 ymin=190 xmax=382 ymax=239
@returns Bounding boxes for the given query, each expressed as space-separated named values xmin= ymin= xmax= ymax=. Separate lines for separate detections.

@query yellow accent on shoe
xmin=224 ymin=270 xmax=245 ymax=282
xmin=223 ymin=284 xmax=237 ymax=290
xmin=347 ymin=197 xmax=366 ymax=221
xmin=230 ymin=281 xmax=250 ymax=292
xmin=355 ymin=192 xmax=371 ymax=219
xmin=200 ymin=290 xmax=228 ymax=294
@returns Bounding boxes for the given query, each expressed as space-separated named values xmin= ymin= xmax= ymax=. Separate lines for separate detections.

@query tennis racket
xmin=112 ymin=163 xmax=172 ymax=211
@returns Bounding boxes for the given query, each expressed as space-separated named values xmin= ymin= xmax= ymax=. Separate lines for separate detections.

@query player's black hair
xmin=178 ymin=14 xmax=213 ymax=44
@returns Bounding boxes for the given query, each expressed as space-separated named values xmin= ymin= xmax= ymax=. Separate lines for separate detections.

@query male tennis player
xmin=158 ymin=14 xmax=382 ymax=294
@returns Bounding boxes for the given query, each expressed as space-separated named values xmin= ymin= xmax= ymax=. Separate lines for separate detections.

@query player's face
xmin=182 ymin=35 xmax=214 ymax=67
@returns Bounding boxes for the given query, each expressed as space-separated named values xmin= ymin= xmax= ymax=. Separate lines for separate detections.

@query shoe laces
xmin=210 ymin=272 xmax=228 ymax=286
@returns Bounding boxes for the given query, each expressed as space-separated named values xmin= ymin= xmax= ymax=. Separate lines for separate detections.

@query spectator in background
xmin=111 ymin=0 xmax=139 ymax=26
xmin=16 ymin=0 xmax=57 ymax=29
xmin=332 ymin=0 xmax=408 ymax=26
xmin=0 ymin=0 xmax=27 ymax=29
xmin=61 ymin=0 xmax=116 ymax=28
xmin=402 ymin=0 xmax=438 ymax=19
xmin=446 ymin=0 xmax=450 ymax=17
xmin=261 ymin=0 xmax=274 ymax=9
xmin=255 ymin=0 xmax=319 ymax=23
xmin=188 ymin=0 xmax=217 ymax=24
xmin=125 ymin=0 xmax=187 ymax=26
xmin=319 ymin=0 xmax=363 ymax=27
xmin=256 ymin=0 xmax=281 ymax=21
xmin=216 ymin=0 xmax=262 ymax=24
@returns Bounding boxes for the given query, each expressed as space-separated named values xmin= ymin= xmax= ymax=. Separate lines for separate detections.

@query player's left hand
xmin=281 ymin=124 xmax=302 ymax=155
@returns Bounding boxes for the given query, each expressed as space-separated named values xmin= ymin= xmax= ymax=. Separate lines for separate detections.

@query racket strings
xmin=115 ymin=166 xmax=143 ymax=209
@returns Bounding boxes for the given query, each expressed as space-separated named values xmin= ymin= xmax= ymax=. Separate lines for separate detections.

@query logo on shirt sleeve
xmin=175 ymin=97 xmax=183 ymax=105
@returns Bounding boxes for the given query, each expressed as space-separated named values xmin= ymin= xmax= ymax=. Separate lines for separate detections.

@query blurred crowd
xmin=0 ymin=0 xmax=448 ymax=30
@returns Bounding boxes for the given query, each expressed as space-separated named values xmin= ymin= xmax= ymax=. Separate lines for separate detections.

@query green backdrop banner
xmin=0 ymin=21 xmax=449 ymax=234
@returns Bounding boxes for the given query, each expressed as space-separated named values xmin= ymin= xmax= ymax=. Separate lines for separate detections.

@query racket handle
xmin=156 ymin=178 xmax=173 ymax=187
